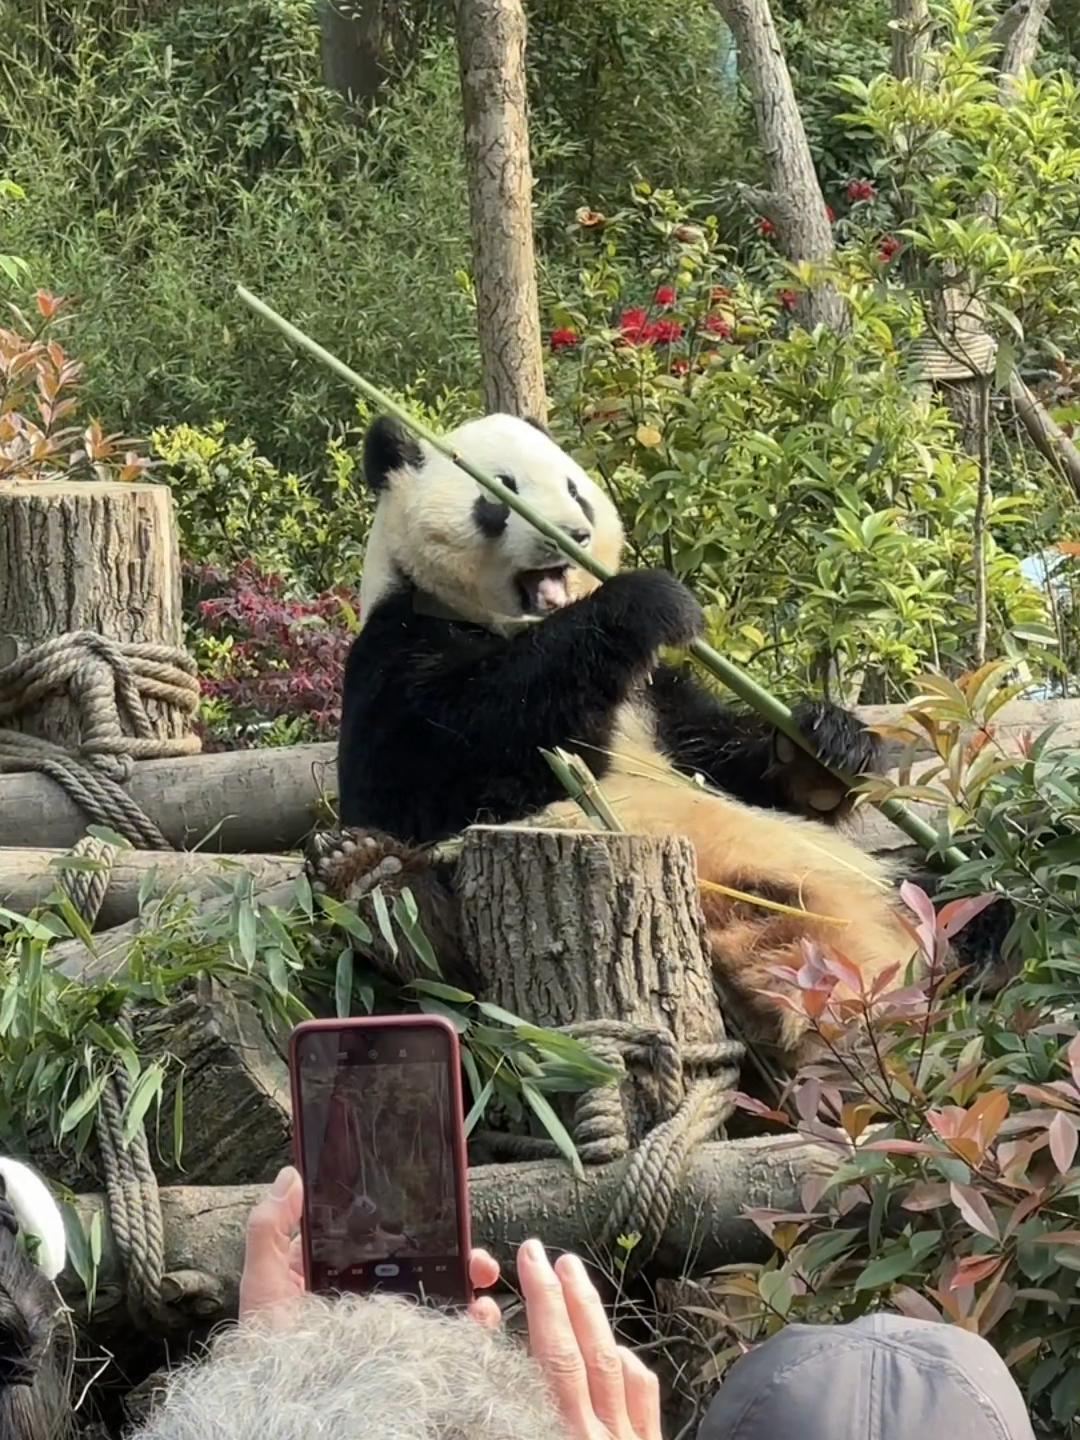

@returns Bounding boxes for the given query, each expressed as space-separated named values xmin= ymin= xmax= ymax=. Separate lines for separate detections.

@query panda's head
xmin=358 ymin=412 xmax=624 ymax=632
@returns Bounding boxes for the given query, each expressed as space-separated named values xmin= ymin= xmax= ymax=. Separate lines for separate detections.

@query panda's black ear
xmin=363 ymin=415 xmax=425 ymax=491
xmin=523 ymin=415 xmax=553 ymax=439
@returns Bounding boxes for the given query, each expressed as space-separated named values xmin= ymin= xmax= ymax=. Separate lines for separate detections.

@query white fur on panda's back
xmin=358 ymin=414 xmax=623 ymax=628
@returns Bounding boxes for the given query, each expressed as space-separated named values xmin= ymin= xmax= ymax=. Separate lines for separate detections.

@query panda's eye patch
xmin=473 ymin=495 xmax=510 ymax=539
xmin=567 ymin=477 xmax=595 ymax=525
xmin=496 ymin=472 xmax=519 ymax=493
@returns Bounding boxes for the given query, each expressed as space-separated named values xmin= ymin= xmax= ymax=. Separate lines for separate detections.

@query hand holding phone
xmin=288 ymin=1016 xmax=473 ymax=1306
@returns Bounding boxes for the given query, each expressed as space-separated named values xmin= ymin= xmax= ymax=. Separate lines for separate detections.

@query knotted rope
xmin=50 ymin=839 xmax=216 ymax=1328
xmin=0 ymin=631 xmax=201 ymax=849
xmin=480 ymin=1019 xmax=744 ymax=1274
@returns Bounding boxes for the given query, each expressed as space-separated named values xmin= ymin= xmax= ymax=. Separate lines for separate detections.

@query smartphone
xmin=288 ymin=1015 xmax=472 ymax=1307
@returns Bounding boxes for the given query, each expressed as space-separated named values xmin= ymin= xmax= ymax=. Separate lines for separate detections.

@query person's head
xmin=129 ymin=1288 xmax=569 ymax=1440
xmin=0 ymin=1156 xmax=71 ymax=1440
xmin=698 ymin=1312 xmax=1034 ymax=1440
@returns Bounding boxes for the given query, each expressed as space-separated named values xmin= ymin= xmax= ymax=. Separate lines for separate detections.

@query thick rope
xmin=57 ymin=834 xmax=120 ymax=929
xmin=477 ymin=1019 xmax=743 ymax=1273
xmin=0 ymin=631 xmax=201 ymax=849
xmin=95 ymin=1024 xmax=169 ymax=1325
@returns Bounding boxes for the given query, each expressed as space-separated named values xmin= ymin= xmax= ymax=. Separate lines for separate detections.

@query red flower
xmin=671 ymin=357 xmax=690 ymax=376
xmin=549 ymin=327 xmax=579 ymax=352
xmin=654 ymin=285 xmax=676 ymax=307
xmin=758 ymin=217 xmax=774 ymax=237
xmin=618 ymin=307 xmax=649 ymax=344
xmin=878 ymin=235 xmax=901 ymax=261
xmin=846 ymin=178 xmax=876 ymax=203
xmin=651 ymin=318 xmax=683 ymax=344
xmin=825 ymin=204 xmax=835 ymax=223
xmin=704 ymin=313 xmax=731 ymax=338
xmin=777 ymin=288 xmax=797 ymax=310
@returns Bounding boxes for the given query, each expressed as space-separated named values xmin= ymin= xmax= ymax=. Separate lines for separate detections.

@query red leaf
xmin=1028 ymin=1229 xmax=1080 ymax=1245
xmin=950 ymin=1182 xmax=1000 ymax=1241
xmin=795 ymin=1077 xmax=822 ymax=1123
xmin=946 ymin=1254 xmax=1003 ymax=1289
xmin=936 ymin=892 xmax=999 ymax=940
xmin=1048 ymin=1111 xmax=1079 ymax=1174
xmin=901 ymin=1183 xmax=951 ymax=1211
xmin=864 ymin=1138 xmax=936 ymax=1155
xmin=899 ymin=880 xmax=937 ymax=932
xmin=1068 ymin=1033 xmax=1080 ymax=1093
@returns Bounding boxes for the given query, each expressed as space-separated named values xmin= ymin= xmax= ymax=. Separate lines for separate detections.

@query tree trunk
xmin=318 ymin=0 xmax=391 ymax=109
xmin=990 ymin=0 xmax=1052 ymax=83
xmin=711 ymin=0 xmax=846 ymax=332
xmin=0 ymin=480 xmax=191 ymax=750
xmin=0 ymin=847 xmax=303 ymax=930
xmin=0 ymin=739 xmax=336 ymax=851
xmin=891 ymin=0 xmax=931 ymax=81
xmin=457 ymin=826 xmax=730 ymax=1145
xmin=454 ymin=0 xmax=547 ymax=422
xmin=59 ymin=1134 xmax=837 ymax=1326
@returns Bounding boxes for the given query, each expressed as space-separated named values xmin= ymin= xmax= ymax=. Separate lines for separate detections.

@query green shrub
xmin=0 ymin=3 xmax=481 ymax=470
xmin=542 ymin=187 xmax=1051 ymax=703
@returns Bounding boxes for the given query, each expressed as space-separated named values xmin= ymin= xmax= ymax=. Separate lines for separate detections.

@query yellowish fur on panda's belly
xmin=522 ymin=702 xmax=917 ymax=1057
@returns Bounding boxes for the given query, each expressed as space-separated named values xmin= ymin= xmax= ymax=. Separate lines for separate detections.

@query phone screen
xmin=291 ymin=1020 xmax=470 ymax=1305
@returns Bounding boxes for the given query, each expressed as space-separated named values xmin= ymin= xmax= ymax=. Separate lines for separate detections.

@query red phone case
xmin=287 ymin=1014 xmax=473 ymax=1305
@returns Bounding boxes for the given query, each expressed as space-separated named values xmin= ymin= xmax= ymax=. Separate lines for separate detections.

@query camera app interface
xmin=295 ymin=1026 xmax=466 ymax=1302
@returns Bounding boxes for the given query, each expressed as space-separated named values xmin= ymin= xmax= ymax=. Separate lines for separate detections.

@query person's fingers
xmin=467 ymin=1294 xmax=503 ymax=1329
xmin=238 ymin=1167 xmax=305 ymax=1321
xmin=517 ymin=1239 xmax=597 ymax=1436
xmin=288 ymin=1233 xmax=304 ymax=1278
xmin=555 ymin=1253 xmax=630 ymax=1437
xmin=469 ymin=1248 xmax=500 ymax=1291
xmin=618 ymin=1347 xmax=662 ymax=1440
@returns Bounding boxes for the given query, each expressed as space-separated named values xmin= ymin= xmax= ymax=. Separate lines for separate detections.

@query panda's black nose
xmin=566 ymin=528 xmax=591 ymax=546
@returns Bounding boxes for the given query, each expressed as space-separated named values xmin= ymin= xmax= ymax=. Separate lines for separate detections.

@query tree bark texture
xmin=454 ymin=0 xmax=547 ymax=423
xmin=458 ymin=826 xmax=729 ymax=1145
xmin=711 ymin=0 xmax=846 ymax=332
xmin=990 ymin=0 xmax=1052 ymax=82
xmin=0 ymin=740 xmax=336 ymax=851
xmin=891 ymin=0 xmax=931 ymax=81
xmin=26 ymin=979 xmax=293 ymax=1193
xmin=60 ymin=1134 xmax=835 ymax=1327
xmin=318 ymin=0 xmax=391 ymax=108
xmin=0 ymin=481 xmax=187 ymax=750
xmin=459 ymin=827 xmax=722 ymax=1045
xmin=0 ymin=848 xmax=303 ymax=930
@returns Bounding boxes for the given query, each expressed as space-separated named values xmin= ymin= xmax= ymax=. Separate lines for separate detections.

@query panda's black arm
xmin=649 ymin=664 xmax=885 ymax=823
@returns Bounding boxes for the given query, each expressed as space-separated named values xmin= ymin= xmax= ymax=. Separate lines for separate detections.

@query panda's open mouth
xmin=515 ymin=565 xmax=571 ymax=614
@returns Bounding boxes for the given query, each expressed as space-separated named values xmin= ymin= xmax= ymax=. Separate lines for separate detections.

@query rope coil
xmin=479 ymin=1019 xmax=744 ymax=1273
xmin=0 ymin=630 xmax=201 ymax=849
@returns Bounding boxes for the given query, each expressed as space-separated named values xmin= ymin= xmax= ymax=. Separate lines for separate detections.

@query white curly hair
xmin=129 ymin=1291 xmax=569 ymax=1440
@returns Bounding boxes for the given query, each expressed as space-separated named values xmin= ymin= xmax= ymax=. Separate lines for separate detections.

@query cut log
xmin=0 ymin=740 xmax=336 ymax=851
xmin=0 ymin=480 xmax=193 ymax=751
xmin=0 ymin=848 xmax=303 ymax=929
xmin=458 ymin=825 xmax=730 ymax=1145
xmin=6 ymin=700 xmax=1078 ymax=855
xmin=59 ymin=1134 xmax=836 ymax=1325
xmin=459 ymin=826 xmax=722 ymax=1044
xmin=27 ymin=979 xmax=294 ymax=1194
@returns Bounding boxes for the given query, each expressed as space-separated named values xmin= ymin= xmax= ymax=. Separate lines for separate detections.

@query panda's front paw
xmin=771 ymin=701 xmax=884 ymax=821
xmin=305 ymin=827 xmax=463 ymax=986
xmin=593 ymin=570 xmax=704 ymax=651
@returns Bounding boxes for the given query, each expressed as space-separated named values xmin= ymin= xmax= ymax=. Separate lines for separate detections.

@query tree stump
xmin=458 ymin=826 xmax=731 ymax=1146
xmin=0 ymin=480 xmax=195 ymax=752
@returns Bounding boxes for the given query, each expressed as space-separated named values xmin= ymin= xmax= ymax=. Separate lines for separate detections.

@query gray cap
xmin=698 ymin=1313 xmax=1034 ymax=1440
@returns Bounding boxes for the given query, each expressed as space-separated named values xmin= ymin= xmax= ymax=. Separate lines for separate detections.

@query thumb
xmin=246 ymin=1166 xmax=303 ymax=1253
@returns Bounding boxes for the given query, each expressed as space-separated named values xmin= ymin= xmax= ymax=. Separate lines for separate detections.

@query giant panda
xmin=321 ymin=411 xmax=933 ymax=1064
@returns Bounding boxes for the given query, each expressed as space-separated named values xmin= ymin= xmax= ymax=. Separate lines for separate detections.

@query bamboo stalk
xmin=234 ymin=284 xmax=965 ymax=867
